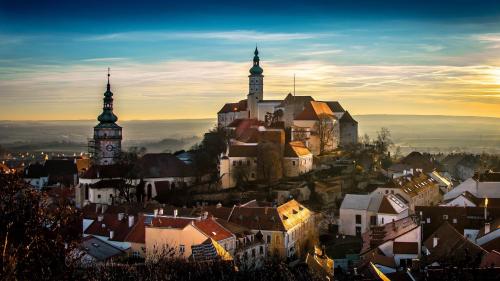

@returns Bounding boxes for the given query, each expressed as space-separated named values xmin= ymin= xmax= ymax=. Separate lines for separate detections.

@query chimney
xmin=118 ymin=213 xmax=124 ymax=221
xmin=128 ymin=216 xmax=135 ymax=228
xmin=109 ymin=230 xmax=114 ymax=240
xmin=485 ymin=223 xmax=491 ymax=234
xmin=203 ymin=211 xmax=208 ymax=219
xmin=154 ymin=209 xmax=158 ymax=217
xmin=173 ymin=209 xmax=178 ymax=218
xmin=159 ymin=208 xmax=164 ymax=215
xmin=101 ymin=204 xmax=108 ymax=214
xmin=433 ymin=237 xmax=439 ymax=248
xmin=97 ymin=214 xmax=104 ymax=222
xmin=96 ymin=203 xmax=101 ymax=213
xmin=216 ymin=202 xmax=222 ymax=208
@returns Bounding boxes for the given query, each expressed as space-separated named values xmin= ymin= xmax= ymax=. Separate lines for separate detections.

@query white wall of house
xmin=283 ymin=155 xmax=313 ymax=177
xmin=219 ymin=156 xmax=257 ymax=189
xmin=89 ymin=187 xmax=117 ymax=205
xmin=441 ymin=195 xmax=476 ymax=207
xmin=218 ymin=111 xmax=249 ymax=127
xmin=339 ymin=209 xmax=376 ymax=236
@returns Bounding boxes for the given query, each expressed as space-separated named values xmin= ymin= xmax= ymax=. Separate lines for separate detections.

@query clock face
xmin=105 ymin=144 xmax=114 ymax=152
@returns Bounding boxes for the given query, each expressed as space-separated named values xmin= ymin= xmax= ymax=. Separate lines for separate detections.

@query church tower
xmin=92 ymin=69 xmax=122 ymax=165
xmin=247 ymin=46 xmax=264 ymax=119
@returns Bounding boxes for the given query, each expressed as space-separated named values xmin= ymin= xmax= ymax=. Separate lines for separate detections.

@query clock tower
xmin=92 ymin=69 xmax=122 ymax=165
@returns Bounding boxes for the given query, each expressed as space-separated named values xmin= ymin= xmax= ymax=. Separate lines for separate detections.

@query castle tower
xmin=247 ymin=46 xmax=264 ymax=119
xmin=92 ymin=68 xmax=122 ymax=165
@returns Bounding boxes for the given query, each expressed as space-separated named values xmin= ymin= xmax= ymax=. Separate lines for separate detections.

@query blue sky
xmin=1 ymin=0 xmax=500 ymax=120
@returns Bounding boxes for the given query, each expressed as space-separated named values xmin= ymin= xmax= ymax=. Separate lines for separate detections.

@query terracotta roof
xmin=228 ymin=205 xmax=285 ymax=232
xmin=361 ymin=216 xmax=419 ymax=255
xmin=215 ymin=218 xmax=252 ymax=237
xmin=294 ymin=101 xmax=335 ymax=121
xmin=124 ymin=215 xmax=146 ymax=244
xmin=84 ymin=213 xmax=139 ymax=242
xmin=197 ymin=205 xmax=233 ymax=220
xmin=82 ymin=202 xmax=163 ymax=220
xmin=228 ymin=145 xmax=258 ymax=157
xmin=423 ymin=221 xmax=487 ymax=264
xmin=393 ymin=242 xmax=419 ymax=254
xmin=284 ymin=141 xmax=312 ymax=157
xmin=194 ymin=218 xmax=234 ymax=242
xmin=277 ymin=199 xmax=314 ymax=231
xmin=217 ymin=100 xmax=247 ymax=114
xmin=149 ymin=217 xmax=194 ymax=228
xmin=137 ymin=153 xmax=195 ymax=178
xmin=386 ymin=172 xmax=437 ymax=197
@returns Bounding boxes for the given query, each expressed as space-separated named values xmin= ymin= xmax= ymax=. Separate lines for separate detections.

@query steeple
xmin=97 ymin=68 xmax=118 ymax=124
xmin=250 ymin=46 xmax=263 ymax=75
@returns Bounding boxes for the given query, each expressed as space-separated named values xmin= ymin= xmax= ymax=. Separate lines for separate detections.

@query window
xmin=385 ymin=190 xmax=389 ymax=194
xmin=247 ymin=160 xmax=250 ymax=165
xmin=267 ymin=235 xmax=271 ymax=244
xmin=452 ymin=218 xmax=457 ymax=224
xmin=97 ymin=194 xmax=101 ymax=199
xmin=233 ymin=161 xmax=236 ymax=167
xmin=251 ymin=173 xmax=255 ymax=178
xmin=292 ymin=161 xmax=296 ymax=166
xmin=443 ymin=215 xmax=448 ymax=220
xmin=252 ymin=249 xmax=256 ymax=257
xmin=426 ymin=218 xmax=431 ymax=223
xmin=355 ymin=214 xmax=361 ymax=224
xmin=179 ymin=245 xmax=185 ymax=254
xmin=370 ymin=216 xmax=377 ymax=226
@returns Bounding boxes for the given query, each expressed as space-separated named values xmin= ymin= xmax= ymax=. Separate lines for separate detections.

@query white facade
xmin=283 ymin=155 xmax=313 ymax=177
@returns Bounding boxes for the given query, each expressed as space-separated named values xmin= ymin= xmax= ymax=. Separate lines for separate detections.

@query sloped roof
xmin=81 ymin=164 xmax=129 ymax=179
xmin=194 ymin=218 xmax=234 ymax=242
xmin=378 ymin=194 xmax=408 ymax=214
xmin=137 ymin=153 xmax=195 ymax=178
xmin=217 ymin=100 xmax=247 ymax=114
xmin=339 ymin=111 xmax=357 ymax=124
xmin=228 ymin=145 xmax=258 ymax=157
xmin=277 ymin=199 xmax=313 ymax=231
xmin=44 ymin=160 xmax=77 ymax=176
xmin=284 ymin=141 xmax=312 ymax=157
xmin=386 ymin=172 xmax=438 ymax=197
xmin=361 ymin=216 xmax=419 ymax=254
xmin=228 ymin=205 xmax=284 ymax=232
xmin=423 ymin=221 xmax=487 ymax=264
xmin=323 ymin=101 xmax=345 ymax=113
xmin=191 ymin=238 xmax=233 ymax=262
xmin=149 ymin=217 xmax=194 ymax=228
xmin=81 ymin=235 xmax=125 ymax=262
xmin=25 ymin=163 xmax=48 ymax=178
xmin=294 ymin=101 xmax=335 ymax=121
xmin=401 ymin=151 xmax=435 ymax=172
xmin=341 ymin=194 xmax=383 ymax=212
xmin=277 ymin=93 xmax=314 ymax=108
xmin=84 ymin=213 xmax=139 ymax=242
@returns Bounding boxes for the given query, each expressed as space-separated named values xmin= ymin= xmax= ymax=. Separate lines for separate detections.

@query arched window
xmin=84 ymin=184 xmax=89 ymax=200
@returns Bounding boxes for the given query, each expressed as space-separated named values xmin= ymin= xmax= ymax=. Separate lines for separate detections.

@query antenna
xmin=293 ymin=73 xmax=296 ymax=97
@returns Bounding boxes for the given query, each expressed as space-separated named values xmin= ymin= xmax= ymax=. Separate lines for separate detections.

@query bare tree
xmin=314 ymin=114 xmax=337 ymax=155
xmin=115 ymin=146 xmax=147 ymax=203
xmin=374 ymin=127 xmax=393 ymax=155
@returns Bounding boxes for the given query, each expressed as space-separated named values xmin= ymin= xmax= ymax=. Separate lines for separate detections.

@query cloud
xmin=299 ymin=49 xmax=343 ymax=56
xmin=1 ymin=59 xmax=500 ymax=120
xmin=474 ymin=33 xmax=500 ymax=48
xmin=79 ymin=30 xmax=321 ymax=42
xmin=417 ymin=44 xmax=444 ymax=52
xmin=81 ymin=57 xmax=128 ymax=62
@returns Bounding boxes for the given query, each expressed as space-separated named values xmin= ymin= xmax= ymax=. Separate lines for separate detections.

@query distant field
xmin=0 ymin=115 xmax=499 ymax=154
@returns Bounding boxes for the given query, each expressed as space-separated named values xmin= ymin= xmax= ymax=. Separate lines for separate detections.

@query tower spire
xmin=107 ymin=67 xmax=111 ymax=91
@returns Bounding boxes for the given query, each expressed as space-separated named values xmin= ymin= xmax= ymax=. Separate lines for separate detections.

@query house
xmin=476 ymin=218 xmax=500 ymax=249
xmin=429 ymin=170 xmax=453 ymax=193
xmin=305 ymin=246 xmax=334 ymax=281
xmin=220 ymin=199 xmax=315 ymax=259
xmin=145 ymin=215 xmax=236 ymax=261
xmin=371 ymin=172 xmax=441 ymax=211
xmin=360 ymin=216 xmax=421 ymax=270
xmin=441 ymin=191 xmax=500 ymax=207
xmin=337 ymin=111 xmax=358 ymax=147
xmin=136 ymin=153 xmax=198 ymax=200
xmin=443 ymin=171 xmax=500 ymax=201
xmin=76 ymin=164 xmax=129 ymax=207
xmin=24 ymin=162 xmax=48 ymax=189
xmin=399 ymin=151 xmax=436 ymax=173
xmin=415 ymin=205 xmax=500 ymax=242
xmin=75 ymin=235 xmax=125 ymax=266
xmin=217 ymin=100 xmax=249 ymax=128
xmin=292 ymin=101 xmax=340 ymax=155
xmin=44 ymin=159 xmax=79 ymax=187
xmin=339 ymin=193 xmax=408 ymax=236
xmin=283 ymin=141 xmax=313 ymax=177
xmin=422 ymin=221 xmax=488 ymax=267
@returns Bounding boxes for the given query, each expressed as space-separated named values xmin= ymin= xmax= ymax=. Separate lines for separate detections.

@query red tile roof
xmin=217 ymin=100 xmax=247 ymax=114
xmin=84 ymin=213 xmax=138 ymax=242
xmin=194 ymin=218 xmax=234 ymax=242
xmin=284 ymin=141 xmax=312 ymax=157
xmin=295 ymin=101 xmax=335 ymax=121
xmin=149 ymin=217 xmax=194 ymax=228
xmin=361 ymin=216 xmax=419 ymax=255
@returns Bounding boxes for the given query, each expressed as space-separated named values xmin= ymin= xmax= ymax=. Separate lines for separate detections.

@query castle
xmin=217 ymin=47 xmax=358 ymax=188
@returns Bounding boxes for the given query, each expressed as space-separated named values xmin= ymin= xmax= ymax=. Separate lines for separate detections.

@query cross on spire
xmin=107 ymin=67 xmax=111 ymax=90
